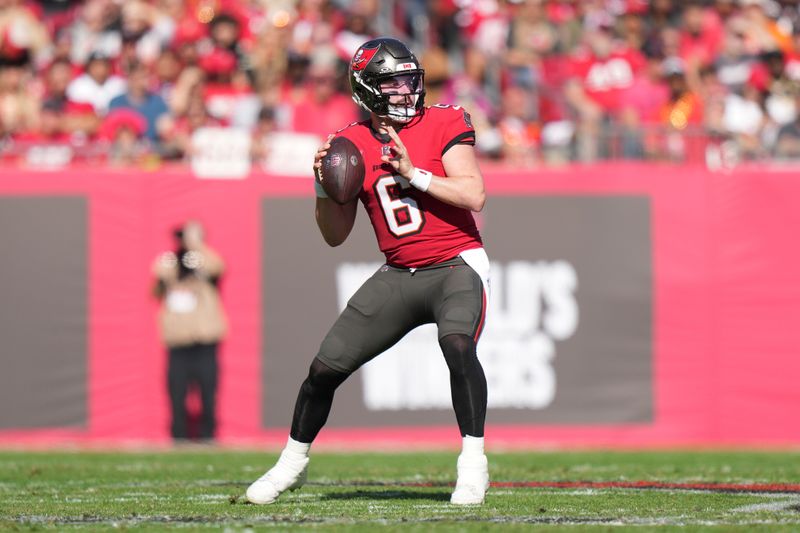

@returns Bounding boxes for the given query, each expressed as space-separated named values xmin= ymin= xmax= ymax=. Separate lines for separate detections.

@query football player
xmin=247 ymin=37 xmax=490 ymax=505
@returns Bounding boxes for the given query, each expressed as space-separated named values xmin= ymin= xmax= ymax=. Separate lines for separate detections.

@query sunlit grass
xmin=1 ymin=449 xmax=799 ymax=531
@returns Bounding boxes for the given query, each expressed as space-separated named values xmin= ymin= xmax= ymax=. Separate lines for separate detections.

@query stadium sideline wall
xmin=0 ymin=163 xmax=798 ymax=449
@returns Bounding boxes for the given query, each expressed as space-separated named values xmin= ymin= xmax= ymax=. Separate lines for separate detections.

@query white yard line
xmin=732 ymin=496 xmax=800 ymax=513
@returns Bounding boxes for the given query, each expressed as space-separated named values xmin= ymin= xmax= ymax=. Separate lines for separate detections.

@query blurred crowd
xmin=2 ymin=0 xmax=800 ymax=169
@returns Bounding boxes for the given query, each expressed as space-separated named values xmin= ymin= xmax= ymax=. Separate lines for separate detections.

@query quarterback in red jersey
xmin=247 ymin=37 xmax=491 ymax=506
xmin=336 ymin=103 xmax=483 ymax=267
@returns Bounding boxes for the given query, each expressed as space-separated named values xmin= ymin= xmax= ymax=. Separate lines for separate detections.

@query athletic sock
xmin=284 ymin=436 xmax=311 ymax=458
xmin=461 ymin=435 xmax=484 ymax=457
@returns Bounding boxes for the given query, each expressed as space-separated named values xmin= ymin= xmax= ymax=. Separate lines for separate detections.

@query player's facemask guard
xmin=353 ymin=71 xmax=426 ymax=123
xmin=377 ymin=73 xmax=425 ymax=123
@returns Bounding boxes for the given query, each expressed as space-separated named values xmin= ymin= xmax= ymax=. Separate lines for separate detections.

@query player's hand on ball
xmin=382 ymin=125 xmax=414 ymax=180
xmin=313 ymin=133 xmax=335 ymax=181
xmin=317 ymin=136 xmax=365 ymax=204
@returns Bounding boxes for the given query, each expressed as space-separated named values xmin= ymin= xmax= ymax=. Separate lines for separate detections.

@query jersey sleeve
xmin=434 ymin=105 xmax=476 ymax=156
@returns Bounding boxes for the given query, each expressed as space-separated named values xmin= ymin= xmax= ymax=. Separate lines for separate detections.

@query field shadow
xmin=321 ymin=489 xmax=450 ymax=502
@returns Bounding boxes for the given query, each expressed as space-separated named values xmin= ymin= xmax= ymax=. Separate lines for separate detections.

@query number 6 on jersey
xmin=374 ymin=174 xmax=425 ymax=237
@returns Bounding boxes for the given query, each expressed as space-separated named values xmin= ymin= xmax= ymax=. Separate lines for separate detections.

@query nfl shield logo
xmin=381 ymin=146 xmax=391 ymax=157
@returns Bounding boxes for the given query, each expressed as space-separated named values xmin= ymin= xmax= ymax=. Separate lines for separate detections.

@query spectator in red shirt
xmin=208 ymin=12 xmax=247 ymax=67
xmin=564 ymin=21 xmax=646 ymax=160
xmin=283 ymin=47 xmax=358 ymax=138
xmin=570 ymin=23 xmax=647 ymax=111
xmin=198 ymin=46 xmax=256 ymax=127
xmin=678 ymin=1 xmax=724 ymax=74
xmin=171 ymin=19 xmax=207 ymax=69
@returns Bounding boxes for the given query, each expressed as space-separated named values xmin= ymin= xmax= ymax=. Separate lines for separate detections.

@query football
xmin=318 ymin=136 xmax=365 ymax=204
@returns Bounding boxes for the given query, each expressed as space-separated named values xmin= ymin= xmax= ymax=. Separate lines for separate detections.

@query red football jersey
xmin=336 ymin=104 xmax=483 ymax=268
xmin=568 ymin=47 xmax=646 ymax=113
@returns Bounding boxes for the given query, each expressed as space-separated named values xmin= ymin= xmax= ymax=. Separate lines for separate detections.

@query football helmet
xmin=349 ymin=38 xmax=426 ymax=123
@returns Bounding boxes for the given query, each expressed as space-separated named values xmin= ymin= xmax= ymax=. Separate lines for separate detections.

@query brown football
xmin=318 ymin=136 xmax=365 ymax=204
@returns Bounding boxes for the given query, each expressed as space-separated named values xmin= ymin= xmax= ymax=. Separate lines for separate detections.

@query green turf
xmin=1 ymin=449 xmax=800 ymax=531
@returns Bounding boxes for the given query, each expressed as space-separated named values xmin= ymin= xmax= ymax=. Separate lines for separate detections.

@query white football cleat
xmin=450 ymin=453 xmax=489 ymax=505
xmin=246 ymin=451 xmax=309 ymax=504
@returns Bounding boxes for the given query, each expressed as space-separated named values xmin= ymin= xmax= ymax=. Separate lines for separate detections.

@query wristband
xmin=314 ymin=178 xmax=329 ymax=198
xmin=409 ymin=167 xmax=432 ymax=192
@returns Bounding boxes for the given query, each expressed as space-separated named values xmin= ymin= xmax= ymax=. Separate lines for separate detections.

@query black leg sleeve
xmin=289 ymin=357 xmax=351 ymax=443
xmin=440 ymin=334 xmax=487 ymax=438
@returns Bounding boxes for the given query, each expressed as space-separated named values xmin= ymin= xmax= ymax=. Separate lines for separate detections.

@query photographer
xmin=153 ymin=221 xmax=226 ymax=442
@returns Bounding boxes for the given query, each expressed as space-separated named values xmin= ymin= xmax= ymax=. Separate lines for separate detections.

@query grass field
xmin=2 ymin=448 xmax=800 ymax=531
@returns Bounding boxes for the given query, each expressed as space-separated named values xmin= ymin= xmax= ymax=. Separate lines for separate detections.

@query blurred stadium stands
xmin=0 ymin=0 xmax=799 ymax=170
